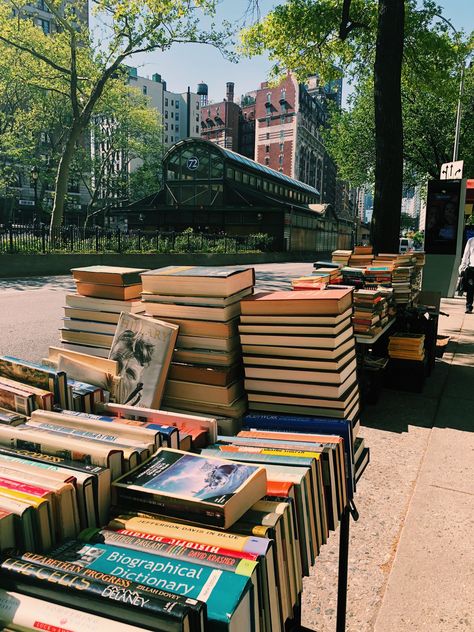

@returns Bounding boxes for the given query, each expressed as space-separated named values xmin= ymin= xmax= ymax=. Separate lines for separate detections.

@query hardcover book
xmin=0 ymin=356 xmax=68 ymax=408
xmin=65 ymin=293 xmax=145 ymax=314
xmin=75 ymin=282 xmax=142 ymax=301
xmin=71 ymin=266 xmax=149 ymax=286
xmin=240 ymin=289 xmax=353 ymax=316
xmin=108 ymin=313 xmax=178 ymax=409
xmin=112 ymin=448 xmax=267 ymax=529
xmin=141 ymin=266 xmax=255 ymax=298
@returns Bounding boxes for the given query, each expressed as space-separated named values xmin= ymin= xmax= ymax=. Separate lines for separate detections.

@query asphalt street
xmin=0 ymin=262 xmax=314 ymax=361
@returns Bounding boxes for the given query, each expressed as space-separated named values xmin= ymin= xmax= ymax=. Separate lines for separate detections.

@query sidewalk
xmin=301 ymin=297 xmax=474 ymax=631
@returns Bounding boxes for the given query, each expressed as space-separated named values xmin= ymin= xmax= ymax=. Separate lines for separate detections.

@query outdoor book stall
xmin=0 ymin=264 xmax=369 ymax=632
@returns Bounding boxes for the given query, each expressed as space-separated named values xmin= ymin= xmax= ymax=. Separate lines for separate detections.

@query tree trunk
xmin=49 ymin=122 xmax=83 ymax=231
xmin=371 ymin=0 xmax=405 ymax=253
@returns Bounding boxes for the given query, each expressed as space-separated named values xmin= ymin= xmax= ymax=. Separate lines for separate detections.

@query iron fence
xmin=0 ymin=225 xmax=274 ymax=254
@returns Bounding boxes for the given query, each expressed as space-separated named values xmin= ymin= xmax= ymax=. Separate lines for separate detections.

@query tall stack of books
xmin=391 ymin=265 xmax=415 ymax=304
xmin=60 ymin=266 xmax=148 ymax=357
xmin=332 ymin=249 xmax=352 ymax=266
xmin=239 ymin=288 xmax=360 ymax=424
xmin=352 ymin=289 xmax=386 ymax=337
xmin=364 ymin=264 xmax=392 ymax=288
xmin=388 ymin=332 xmax=425 ymax=361
xmin=138 ymin=266 xmax=255 ymax=422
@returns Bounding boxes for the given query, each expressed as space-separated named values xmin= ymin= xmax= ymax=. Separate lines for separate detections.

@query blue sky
xmin=126 ymin=0 xmax=474 ymax=104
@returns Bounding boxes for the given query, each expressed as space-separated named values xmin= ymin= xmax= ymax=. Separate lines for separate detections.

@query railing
xmin=0 ymin=225 xmax=275 ymax=254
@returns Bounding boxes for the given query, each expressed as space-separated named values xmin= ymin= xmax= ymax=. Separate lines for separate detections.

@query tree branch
xmin=0 ymin=35 xmax=71 ymax=75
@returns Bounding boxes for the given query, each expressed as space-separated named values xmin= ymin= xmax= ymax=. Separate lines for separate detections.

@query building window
xmin=171 ymin=99 xmax=174 ymax=106
xmin=266 ymin=117 xmax=271 ymax=127
xmin=142 ymin=85 xmax=147 ymax=95
xmin=171 ymin=111 xmax=174 ymax=118
xmin=266 ymin=104 xmax=271 ymax=116
xmin=266 ymin=92 xmax=271 ymax=102
xmin=165 ymin=136 xmax=168 ymax=143
xmin=170 ymin=136 xmax=174 ymax=143
xmin=171 ymin=124 xmax=174 ymax=130
xmin=164 ymin=122 xmax=168 ymax=131
xmin=175 ymin=125 xmax=179 ymax=133
xmin=196 ymin=125 xmax=199 ymax=134
xmin=195 ymin=114 xmax=199 ymax=122
xmin=280 ymin=115 xmax=285 ymax=124
xmin=175 ymin=113 xmax=179 ymax=121
xmin=280 ymin=130 xmax=284 ymax=139
xmin=266 ymin=132 xmax=270 ymax=140
xmin=264 ymin=157 xmax=270 ymax=166
xmin=280 ymin=142 xmax=284 ymax=151
xmin=281 ymin=88 xmax=286 ymax=100
xmin=38 ymin=18 xmax=50 ymax=34
xmin=176 ymin=101 xmax=179 ymax=108
xmin=165 ymin=98 xmax=168 ymax=106
xmin=265 ymin=145 xmax=270 ymax=153
xmin=165 ymin=111 xmax=168 ymax=119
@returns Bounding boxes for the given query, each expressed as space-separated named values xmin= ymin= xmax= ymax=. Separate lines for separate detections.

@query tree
xmin=240 ymin=0 xmax=472 ymax=251
xmin=0 ymin=0 xmax=231 ymax=232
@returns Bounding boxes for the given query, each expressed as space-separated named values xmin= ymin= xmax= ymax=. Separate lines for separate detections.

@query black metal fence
xmin=0 ymin=225 xmax=274 ymax=254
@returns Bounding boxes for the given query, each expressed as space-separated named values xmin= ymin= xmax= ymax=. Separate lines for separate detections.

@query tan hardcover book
xmin=63 ymin=307 xmax=122 ymax=324
xmin=164 ymin=379 xmax=243 ymax=405
xmin=141 ymin=266 xmax=255 ymax=297
xmin=238 ymin=317 xmax=351 ymax=335
xmin=168 ymin=362 xmax=242 ymax=387
xmin=240 ymin=288 xmax=353 ymax=316
xmin=239 ymin=307 xmax=353 ymax=325
xmin=0 ymin=382 xmax=36 ymax=416
xmin=242 ymin=337 xmax=355 ymax=360
xmin=75 ymin=282 xmax=142 ymax=301
xmin=147 ymin=317 xmax=239 ymax=338
xmin=247 ymin=382 xmax=359 ymax=410
xmin=108 ymin=313 xmax=178 ymax=409
xmin=60 ymin=329 xmax=113 ymax=348
xmin=176 ymin=334 xmax=241 ymax=353
xmin=65 ymin=293 xmax=145 ymax=314
xmin=244 ymin=357 xmax=357 ymax=384
xmin=245 ymin=370 xmax=357 ymax=400
xmin=48 ymin=347 xmax=119 ymax=375
xmin=141 ymin=286 xmax=253 ymax=306
xmin=144 ymin=301 xmax=241 ymax=322
xmin=239 ymin=324 xmax=353 ymax=349
xmin=71 ymin=266 xmax=149 ymax=286
xmin=163 ymin=395 xmax=248 ymax=419
xmin=242 ymin=349 xmax=357 ymax=371
xmin=172 ymin=347 xmax=241 ymax=367
xmin=62 ymin=318 xmax=118 ymax=335
xmin=0 ymin=376 xmax=53 ymax=411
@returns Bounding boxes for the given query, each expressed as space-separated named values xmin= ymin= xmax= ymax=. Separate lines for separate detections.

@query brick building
xmin=200 ymin=83 xmax=241 ymax=151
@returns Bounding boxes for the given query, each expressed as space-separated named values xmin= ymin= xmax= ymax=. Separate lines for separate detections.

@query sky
xmin=125 ymin=0 xmax=474 ymax=104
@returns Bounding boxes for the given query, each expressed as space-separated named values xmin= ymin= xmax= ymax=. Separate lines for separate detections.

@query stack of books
xmin=341 ymin=266 xmax=365 ymax=287
xmin=332 ymin=249 xmax=352 ymax=266
xmin=388 ymin=332 xmax=425 ymax=361
xmin=138 ymin=266 xmax=255 ymax=422
xmin=349 ymin=245 xmax=374 ymax=268
xmin=352 ymin=289 xmax=385 ymax=337
xmin=60 ymin=266 xmax=148 ymax=357
xmin=364 ymin=264 xmax=392 ymax=288
xmin=239 ymin=288 xmax=360 ymax=423
xmin=391 ymin=265 xmax=415 ymax=304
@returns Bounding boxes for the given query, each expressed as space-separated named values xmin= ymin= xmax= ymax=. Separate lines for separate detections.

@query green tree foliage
xmin=0 ymin=0 xmax=232 ymax=231
xmin=241 ymin=0 xmax=472 ymax=250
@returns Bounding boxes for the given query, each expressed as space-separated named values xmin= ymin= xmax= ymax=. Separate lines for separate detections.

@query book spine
xmin=81 ymin=528 xmax=258 ymax=573
xmin=115 ymin=488 xmax=226 ymax=528
xmin=6 ymin=554 xmax=196 ymax=627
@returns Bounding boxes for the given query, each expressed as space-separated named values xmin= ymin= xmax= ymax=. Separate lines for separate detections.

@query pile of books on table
xmin=60 ymin=266 xmax=148 ymax=357
xmin=331 ymin=249 xmax=352 ymax=266
xmin=238 ymin=288 xmax=360 ymax=425
xmin=139 ymin=266 xmax=255 ymax=425
xmin=352 ymin=289 xmax=386 ymax=338
xmin=364 ymin=264 xmax=392 ymax=288
xmin=341 ymin=266 xmax=365 ymax=287
xmin=349 ymin=245 xmax=374 ymax=268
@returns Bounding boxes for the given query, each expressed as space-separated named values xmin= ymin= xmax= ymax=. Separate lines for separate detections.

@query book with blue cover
xmin=112 ymin=449 xmax=267 ymax=529
xmin=242 ymin=413 xmax=355 ymax=499
xmin=50 ymin=539 xmax=255 ymax=632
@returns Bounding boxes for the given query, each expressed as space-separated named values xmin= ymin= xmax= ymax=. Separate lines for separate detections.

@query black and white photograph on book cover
xmin=108 ymin=313 xmax=177 ymax=409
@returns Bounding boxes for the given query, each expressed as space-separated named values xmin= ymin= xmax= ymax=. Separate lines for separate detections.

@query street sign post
xmin=440 ymin=160 xmax=463 ymax=180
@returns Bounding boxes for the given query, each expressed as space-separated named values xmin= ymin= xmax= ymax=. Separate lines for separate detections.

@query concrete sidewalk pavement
xmin=301 ymin=297 xmax=474 ymax=632
xmin=374 ymin=299 xmax=474 ymax=631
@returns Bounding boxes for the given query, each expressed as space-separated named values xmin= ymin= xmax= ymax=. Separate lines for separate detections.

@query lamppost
xmin=30 ymin=166 xmax=39 ymax=223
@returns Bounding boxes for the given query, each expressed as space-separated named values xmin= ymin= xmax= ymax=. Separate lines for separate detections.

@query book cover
xmin=48 ymin=539 xmax=253 ymax=630
xmin=0 ymin=356 xmax=67 ymax=408
xmin=76 ymin=282 xmax=142 ymax=301
xmin=109 ymin=313 xmax=178 ymax=409
xmin=240 ymin=289 xmax=353 ymax=316
xmin=141 ymin=266 xmax=255 ymax=298
xmin=65 ymin=293 xmax=145 ymax=313
xmin=0 ymin=555 xmax=197 ymax=632
xmin=71 ymin=266 xmax=149 ymax=286
xmin=112 ymin=448 xmax=267 ymax=529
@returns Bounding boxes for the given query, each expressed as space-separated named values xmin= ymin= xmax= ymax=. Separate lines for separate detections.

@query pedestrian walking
xmin=459 ymin=236 xmax=474 ymax=313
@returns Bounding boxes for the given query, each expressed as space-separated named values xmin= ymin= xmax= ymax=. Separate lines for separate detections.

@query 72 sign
xmin=187 ymin=156 xmax=199 ymax=171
